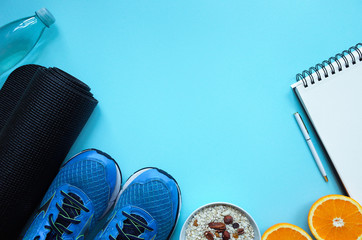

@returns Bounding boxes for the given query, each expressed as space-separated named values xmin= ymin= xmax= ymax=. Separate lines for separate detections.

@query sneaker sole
xmin=62 ymin=148 xmax=122 ymax=218
xmin=117 ymin=167 xmax=182 ymax=240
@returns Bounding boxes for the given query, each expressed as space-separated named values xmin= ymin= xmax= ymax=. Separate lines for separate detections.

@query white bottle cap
xmin=35 ymin=8 xmax=55 ymax=27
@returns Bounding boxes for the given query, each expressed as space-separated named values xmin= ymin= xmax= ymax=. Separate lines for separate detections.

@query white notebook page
xmin=292 ymin=50 xmax=362 ymax=204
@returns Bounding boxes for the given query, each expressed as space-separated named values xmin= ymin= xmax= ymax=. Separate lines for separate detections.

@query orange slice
xmin=262 ymin=223 xmax=313 ymax=240
xmin=308 ymin=194 xmax=362 ymax=240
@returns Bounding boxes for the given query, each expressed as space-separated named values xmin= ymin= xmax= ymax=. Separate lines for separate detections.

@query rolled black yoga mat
xmin=0 ymin=64 xmax=98 ymax=238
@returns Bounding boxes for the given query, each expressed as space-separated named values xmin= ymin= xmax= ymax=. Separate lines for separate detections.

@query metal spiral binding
xmin=296 ymin=43 xmax=362 ymax=87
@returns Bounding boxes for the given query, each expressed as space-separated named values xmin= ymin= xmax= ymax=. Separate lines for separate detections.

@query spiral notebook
xmin=291 ymin=43 xmax=362 ymax=203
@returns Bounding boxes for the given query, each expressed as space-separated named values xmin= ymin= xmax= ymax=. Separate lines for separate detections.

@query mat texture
xmin=0 ymin=65 xmax=98 ymax=239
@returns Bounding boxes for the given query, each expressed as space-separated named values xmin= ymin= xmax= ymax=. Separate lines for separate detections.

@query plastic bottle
xmin=0 ymin=8 xmax=55 ymax=75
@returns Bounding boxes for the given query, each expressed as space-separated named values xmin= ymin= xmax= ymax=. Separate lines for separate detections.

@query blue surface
xmin=1 ymin=1 xmax=362 ymax=238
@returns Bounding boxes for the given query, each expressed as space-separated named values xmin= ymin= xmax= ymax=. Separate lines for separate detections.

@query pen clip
xmin=295 ymin=112 xmax=309 ymax=134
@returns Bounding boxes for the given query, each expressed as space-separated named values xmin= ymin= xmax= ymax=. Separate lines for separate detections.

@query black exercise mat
xmin=0 ymin=64 xmax=98 ymax=238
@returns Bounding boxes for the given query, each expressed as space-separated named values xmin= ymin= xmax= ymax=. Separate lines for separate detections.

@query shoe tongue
xmin=45 ymin=232 xmax=57 ymax=240
xmin=122 ymin=213 xmax=148 ymax=236
xmin=63 ymin=193 xmax=83 ymax=219
xmin=45 ymin=193 xmax=84 ymax=239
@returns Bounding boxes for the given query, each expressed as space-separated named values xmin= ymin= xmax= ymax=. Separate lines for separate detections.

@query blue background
xmin=1 ymin=0 xmax=362 ymax=238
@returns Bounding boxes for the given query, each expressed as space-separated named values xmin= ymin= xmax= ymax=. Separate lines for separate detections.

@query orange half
xmin=308 ymin=194 xmax=362 ymax=240
xmin=262 ymin=223 xmax=313 ymax=240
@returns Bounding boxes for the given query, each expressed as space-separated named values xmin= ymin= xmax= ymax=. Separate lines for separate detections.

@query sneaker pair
xmin=22 ymin=149 xmax=181 ymax=240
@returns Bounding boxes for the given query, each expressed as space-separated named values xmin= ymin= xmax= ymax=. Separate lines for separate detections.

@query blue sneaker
xmin=95 ymin=167 xmax=181 ymax=240
xmin=22 ymin=149 xmax=122 ymax=240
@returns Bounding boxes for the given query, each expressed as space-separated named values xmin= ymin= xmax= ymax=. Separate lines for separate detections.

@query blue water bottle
xmin=0 ymin=8 xmax=55 ymax=75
